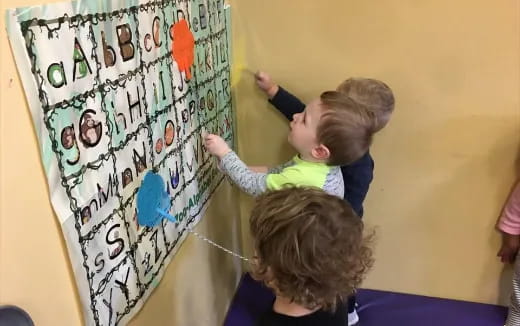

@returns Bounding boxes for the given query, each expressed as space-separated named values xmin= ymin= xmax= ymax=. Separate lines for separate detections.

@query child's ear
xmin=311 ymin=144 xmax=330 ymax=161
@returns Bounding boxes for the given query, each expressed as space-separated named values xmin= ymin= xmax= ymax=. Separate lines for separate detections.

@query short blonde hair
xmin=318 ymin=91 xmax=376 ymax=166
xmin=250 ymin=187 xmax=374 ymax=312
xmin=337 ymin=78 xmax=395 ymax=132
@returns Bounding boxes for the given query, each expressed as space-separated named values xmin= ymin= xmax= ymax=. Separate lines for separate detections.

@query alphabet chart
xmin=6 ymin=0 xmax=233 ymax=325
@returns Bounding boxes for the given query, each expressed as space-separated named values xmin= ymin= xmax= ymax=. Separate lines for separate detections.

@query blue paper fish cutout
xmin=137 ymin=171 xmax=177 ymax=227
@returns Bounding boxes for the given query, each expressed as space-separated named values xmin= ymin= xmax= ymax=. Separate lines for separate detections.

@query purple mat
xmin=225 ymin=273 xmax=508 ymax=326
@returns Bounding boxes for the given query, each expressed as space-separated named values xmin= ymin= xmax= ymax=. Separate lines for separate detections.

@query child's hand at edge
xmin=204 ymin=134 xmax=231 ymax=159
xmin=498 ymin=231 xmax=520 ymax=264
xmin=255 ymin=71 xmax=279 ymax=99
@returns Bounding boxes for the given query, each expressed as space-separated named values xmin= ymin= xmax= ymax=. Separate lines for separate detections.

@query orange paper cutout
xmin=171 ymin=19 xmax=195 ymax=80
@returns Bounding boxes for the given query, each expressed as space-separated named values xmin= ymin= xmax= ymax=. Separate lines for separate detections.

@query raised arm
xmin=255 ymin=71 xmax=305 ymax=121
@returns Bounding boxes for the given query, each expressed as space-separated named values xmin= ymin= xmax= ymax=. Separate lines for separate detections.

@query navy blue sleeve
xmin=268 ymin=86 xmax=306 ymax=121
xmin=341 ymin=152 xmax=374 ymax=218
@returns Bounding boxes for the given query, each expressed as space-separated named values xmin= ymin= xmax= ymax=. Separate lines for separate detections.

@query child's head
xmin=337 ymin=78 xmax=395 ymax=132
xmin=250 ymin=187 xmax=373 ymax=311
xmin=288 ymin=91 xmax=376 ymax=166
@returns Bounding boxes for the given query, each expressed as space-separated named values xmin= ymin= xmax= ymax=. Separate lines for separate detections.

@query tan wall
xmin=0 ymin=0 xmax=242 ymax=325
xmin=232 ymin=0 xmax=520 ymax=305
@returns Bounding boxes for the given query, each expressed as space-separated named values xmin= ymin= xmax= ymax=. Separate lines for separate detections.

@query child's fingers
xmin=201 ymin=127 xmax=208 ymax=139
xmin=497 ymin=247 xmax=504 ymax=256
xmin=498 ymin=248 xmax=516 ymax=264
xmin=208 ymin=134 xmax=224 ymax=142
xmin=255 ymin=71 xmax=267 ymax=82
xmin=497 ymin=247 xmax=507 ymax=260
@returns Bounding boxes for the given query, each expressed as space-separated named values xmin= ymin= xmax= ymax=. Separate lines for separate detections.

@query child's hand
xmin=497 ymin=232 xmax=520 ymax=264
xmin=255 ymin=71 xmax=279 ymax=99
xmin=204 ymin=134 xmax=231 ymax=159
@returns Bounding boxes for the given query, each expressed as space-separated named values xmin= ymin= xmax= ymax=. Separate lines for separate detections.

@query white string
xmin=186 ymin=228 xmax=250 ymax=262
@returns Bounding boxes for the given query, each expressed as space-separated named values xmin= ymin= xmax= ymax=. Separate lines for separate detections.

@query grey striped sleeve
xmin=506 ymin=252 xmax=520 ymax=326
xmin=219 ymin=151 xmax=268 ymax=196
xmin=268 ymin=159 xmax=295 ymax=174
xmin=323 ymin=166 xmax=345 ymax=198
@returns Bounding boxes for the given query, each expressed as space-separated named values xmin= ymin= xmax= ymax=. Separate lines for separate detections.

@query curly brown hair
xmin=250 ymin=187 xmax=374 ymax=312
